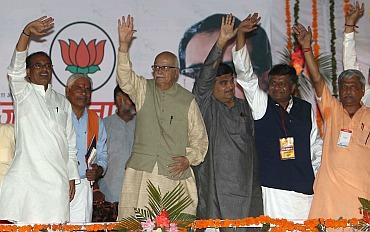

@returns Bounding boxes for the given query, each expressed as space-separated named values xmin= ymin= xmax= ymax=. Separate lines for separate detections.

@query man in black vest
xmin=232 ymin=14 xmax=322 ymax=220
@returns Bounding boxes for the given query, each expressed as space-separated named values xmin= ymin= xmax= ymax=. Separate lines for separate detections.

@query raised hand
xmin=16 ymin=16 xmax=54 ymax=52
xmin=345 ymin=1 xmax=364 ymax=33
xmin=23 ymin=16 xmax=54 ymax=37
xmin=238 ymin=13 xmax=261 ymax=33
xmin=292 ymin=23 xmax=312 ymax=49
xmin=118 ymin=15 xmax=136 ymax=52
xmin=217 ymin=14 xmax=238 ymax=48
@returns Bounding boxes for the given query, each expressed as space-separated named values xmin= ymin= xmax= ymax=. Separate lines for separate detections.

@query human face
xmin=268 ymin=75 xmax=295 ymax=105
xmin=183 ymin=31 xmax=250 ymax=99
xmin=26 ymin=54 xmax=53 ymax=89
xmin=339 ymin=75 xmax=364 ymax=107
xmin=66 ymin=78 xmax=92 ymax=110
xmin=213 ymin=74 xmax=235 ymax=106
xmin=116 ymin=92 xmax=135 ymax=113
xmin=152 ymin=53 xmax=179 ymax=91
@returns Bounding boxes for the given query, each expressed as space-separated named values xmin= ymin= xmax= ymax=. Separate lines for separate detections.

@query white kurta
xmin=0 ymin=50 xmax=79 ymax=223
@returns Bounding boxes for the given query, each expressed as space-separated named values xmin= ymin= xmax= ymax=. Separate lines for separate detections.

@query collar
xmin=73 ymin=107 xmax=88 ymax=121
xmin=31 ymin=83 xmax=52 ymax=97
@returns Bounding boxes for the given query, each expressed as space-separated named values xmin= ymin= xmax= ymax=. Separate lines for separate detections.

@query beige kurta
xmin=309 ymin=84 xmax=370 ymax=219
xmin=0 ymin=124 xmax=15 ymax=186
xmin=116 ymin=52 xmax=208 ymax=219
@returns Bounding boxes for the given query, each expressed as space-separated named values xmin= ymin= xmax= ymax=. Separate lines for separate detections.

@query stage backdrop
xmin=1 ymin=0 xmax=370 ymax=123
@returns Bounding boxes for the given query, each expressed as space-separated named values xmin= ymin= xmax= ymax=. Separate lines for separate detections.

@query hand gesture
xmin=118 ymin=15 xmax=136 ymax=52
xmin=69 ymin=180 xmax=75 ymax=202
xmin=238 ymin=13 xmax=261 ymax=34
xmin=345 ymin=1 xmax=364 ymax=32
xmin=217 ymin=14 xmax=238 ymax=48
xmin=292 ymin=23 xmax=312 ymax=48
xmin=86 ymin=163 xmax=103 ymax=181
xmin=23 ymin=16 xmax=54 ymax=37
xmin=168 ymin=156 xmax=190 ymax=178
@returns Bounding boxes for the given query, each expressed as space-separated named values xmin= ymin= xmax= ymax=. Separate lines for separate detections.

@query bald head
xmin=152 ymin=51 xmax=179 ymax=91
xmin=154 ymin=51 xmax=179 ymax=68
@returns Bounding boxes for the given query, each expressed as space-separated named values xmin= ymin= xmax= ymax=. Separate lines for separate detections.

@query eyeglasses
xmin=29 ymin=63 xmax=53 ymax=70
xmin=180 ymin=61 xmax=235 ymax=79
xmin=151 ymin=65 xmax=178 ymax=72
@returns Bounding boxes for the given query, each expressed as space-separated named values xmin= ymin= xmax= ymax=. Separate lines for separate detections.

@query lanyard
xmin=278 ymin=104 xmax=289 ymax=138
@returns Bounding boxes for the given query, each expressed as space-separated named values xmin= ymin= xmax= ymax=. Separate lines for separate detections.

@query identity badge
xmin=337 ymin=129 xmax=352 ymax=148
xmin=279 ymin=137 xmax=295 ymax=160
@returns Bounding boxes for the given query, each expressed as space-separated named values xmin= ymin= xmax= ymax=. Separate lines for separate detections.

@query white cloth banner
xmin=1 ymin=0 xmax=370 ymax=123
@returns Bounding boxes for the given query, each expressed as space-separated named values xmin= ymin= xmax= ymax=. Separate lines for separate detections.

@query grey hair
xmin=66 ymin=73 xmax=93 ymax=89
xmin=338 ymin=69 xmax=366 ymax=88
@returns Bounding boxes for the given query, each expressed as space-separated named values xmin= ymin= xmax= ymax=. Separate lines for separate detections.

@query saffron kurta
xmin=308 ymin=79 xmax=370 ymax=219
xmin=0 ymin=50 xmax=79 ymax=223
xmin=192 ymin=43 xmax=263 ymax=220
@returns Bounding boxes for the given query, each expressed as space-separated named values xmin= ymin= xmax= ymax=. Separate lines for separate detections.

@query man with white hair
xmin=294 ymin=19 xmax=370 ymax=219
xmin=65 ymin=73 xmax=108 ymax=223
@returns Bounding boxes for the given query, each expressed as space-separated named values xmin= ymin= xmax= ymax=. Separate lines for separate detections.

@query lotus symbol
xmin=59 ymin=39 xmax=106 ymax=74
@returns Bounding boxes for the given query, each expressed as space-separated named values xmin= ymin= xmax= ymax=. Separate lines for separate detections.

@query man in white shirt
xmin=232 ymin=14 xmax=322 ymax=220
xmin=342 ymin=1 xmax=370 ymax=106
xmin=0 ymin=16 xmax=79 ymax=223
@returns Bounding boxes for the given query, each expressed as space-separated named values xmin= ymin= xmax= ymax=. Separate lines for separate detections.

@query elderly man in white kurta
xmin=0 ymin=16 xmax=79 ymax=223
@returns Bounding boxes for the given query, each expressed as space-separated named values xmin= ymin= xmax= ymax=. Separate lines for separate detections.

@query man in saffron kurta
xmin=116 ymin=15 xmax=208 ymax=219
xmin=294 ymin=21 xmax=370 ymax=219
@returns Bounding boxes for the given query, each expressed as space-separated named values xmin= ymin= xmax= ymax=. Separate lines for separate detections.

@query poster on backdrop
xmin=3 ymin=0 xmax=370 ymax=123
xmin=0 ymin=0 xmax=276 ymax=123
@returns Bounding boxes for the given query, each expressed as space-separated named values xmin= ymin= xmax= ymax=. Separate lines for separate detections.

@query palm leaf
xmin=117 ymin=215 xmax=142 ymax=231
xmin=172 ymin=213 xmax=197 ymax=227
xmin=147 ymin=180 xmax=162 ymax=215
xmin=359 ymin=197 xmax=370 ymax=211
xmin=134 ymin=208 xmax=152 ymax=222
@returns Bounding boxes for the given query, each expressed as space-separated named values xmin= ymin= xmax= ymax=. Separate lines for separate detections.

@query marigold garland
xmin=311 ymin=0 xmax=320 ymax=57
xmin=190 ymin=216 xmax=361 ymax=231
xmin=0 ymin=222 xmax=120 ymax=232
xmin=0 ymin=218 xmax=366 ymax=231
xmin=285 ymin=0 xmax=293 ymax=51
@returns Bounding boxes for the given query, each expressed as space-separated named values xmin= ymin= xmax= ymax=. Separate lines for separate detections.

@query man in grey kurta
xmin=192 ymin=14 xmax=263 ymax=225
xmin=99 ymin=86 xmax=136 ymax=207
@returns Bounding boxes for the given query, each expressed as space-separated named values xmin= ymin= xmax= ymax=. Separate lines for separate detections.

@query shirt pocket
xmin=48 ymin=106 xmax=67 ymax=132
xmin=356 ymin=125 xmax=370 ymax=148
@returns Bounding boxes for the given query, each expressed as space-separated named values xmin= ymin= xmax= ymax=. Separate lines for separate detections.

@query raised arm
xmin=293 ymin=23 xmax=325 ymax=97
xmin=9 ymin=17 xmax=54 ymax=97
xmin=232 ymin=13 xmax=268 ymax=120
xmin=343 ymin=1 xmax=364 ymax=70
xmin=116 ymin=15 xmax=146 ymax=110
xmin=192 ymin=14 xmax=237 ymax=101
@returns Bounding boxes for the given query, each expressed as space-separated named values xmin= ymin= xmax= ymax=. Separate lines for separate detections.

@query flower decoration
xmin=141 ymin=218 xmax=156 ymax=232
xmin=290 ymin=46 xmax=305 ymax=75
xmin=59 ymin=39 xmax=106 ymax=74
xmin=117 ymin=181 xmax=196 ymax=232
xmin=155 ymin=210 xmax=170 ymax=228
xmin=285 ymin=0 xmax=293 ymax=51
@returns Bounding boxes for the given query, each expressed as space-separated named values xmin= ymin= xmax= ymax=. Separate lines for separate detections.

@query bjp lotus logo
xmin=59 ymin=39 xmax=106 ymax=74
